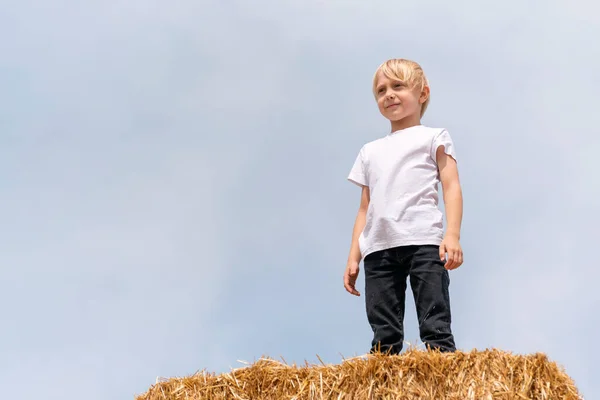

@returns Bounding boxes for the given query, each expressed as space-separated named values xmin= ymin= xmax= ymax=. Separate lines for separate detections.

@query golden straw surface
xmin=135 ymin=348 xmax=582 ymax=400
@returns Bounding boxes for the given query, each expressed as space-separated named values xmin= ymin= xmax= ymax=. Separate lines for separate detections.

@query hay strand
xmin=135 ymin=348 xmax=582 ymax=399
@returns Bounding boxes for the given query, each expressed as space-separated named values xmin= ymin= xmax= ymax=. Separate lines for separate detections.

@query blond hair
xmin=372 ymin=59 xmax=430 ymax=117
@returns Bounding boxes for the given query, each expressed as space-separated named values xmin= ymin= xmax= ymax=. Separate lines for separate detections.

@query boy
xmin=344 ymin=59 xmax=463 ymax=355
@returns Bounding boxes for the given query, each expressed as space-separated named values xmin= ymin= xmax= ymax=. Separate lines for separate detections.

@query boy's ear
xmin=420 ymin=85 xmax=430 ymax=104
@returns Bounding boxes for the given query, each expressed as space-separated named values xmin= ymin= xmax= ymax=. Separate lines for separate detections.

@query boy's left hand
xmin=440 ymin=235 xmax=463 ymax=270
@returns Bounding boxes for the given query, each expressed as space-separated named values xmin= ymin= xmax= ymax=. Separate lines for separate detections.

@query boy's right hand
xmin=344 ymin=260 xmax=361 ymax=296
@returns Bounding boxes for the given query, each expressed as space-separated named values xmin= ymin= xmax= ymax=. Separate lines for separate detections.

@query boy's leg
xmin=363 ymin=247 xmax=409 ymax=355
xmin=409 ymin=245 xmax=456 ymax=352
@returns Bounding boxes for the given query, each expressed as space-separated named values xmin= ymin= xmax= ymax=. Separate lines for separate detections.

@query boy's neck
xmin=390 ymin=115 xmax=422 ymax=133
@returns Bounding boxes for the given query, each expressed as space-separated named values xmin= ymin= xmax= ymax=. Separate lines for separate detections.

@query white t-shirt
xmin=347 ymin=125 xmax=457 ymax=260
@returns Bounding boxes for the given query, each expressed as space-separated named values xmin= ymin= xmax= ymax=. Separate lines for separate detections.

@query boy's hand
xmin=344 ymin=260 xmax=361 ymax=296
xmin=440 ymin=235 xmax=463 ymax=270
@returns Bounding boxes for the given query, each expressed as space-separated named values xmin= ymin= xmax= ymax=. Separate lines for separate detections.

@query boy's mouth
xmin=386 ymin=103 xmax=400 ymax=109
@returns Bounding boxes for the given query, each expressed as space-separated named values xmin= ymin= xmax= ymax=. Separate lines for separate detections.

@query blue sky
xmin=1 ymin=1 xmax=598 ymax=399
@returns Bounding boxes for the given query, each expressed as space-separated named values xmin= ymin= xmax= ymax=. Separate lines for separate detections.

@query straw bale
xmin=135 ymin=348 xmax=582 ymax=400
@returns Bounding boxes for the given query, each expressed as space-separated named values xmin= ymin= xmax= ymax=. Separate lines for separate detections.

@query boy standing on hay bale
xmin=344 ymin=59 xmax=463 ymax=355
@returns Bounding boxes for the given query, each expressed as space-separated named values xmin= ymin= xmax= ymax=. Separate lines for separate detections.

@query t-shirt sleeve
xmin=347 ymin=146 xmax=368 ymax=187
xmin=431 ymin=129 xmax=457 ymax=163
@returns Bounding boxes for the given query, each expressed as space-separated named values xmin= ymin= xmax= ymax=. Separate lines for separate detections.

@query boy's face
xmin=374 ymin=71 xmax=428 ymax=122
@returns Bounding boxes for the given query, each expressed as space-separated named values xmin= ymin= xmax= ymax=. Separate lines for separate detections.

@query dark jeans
xmin=363 ymin=245 xmax=456 ymax=354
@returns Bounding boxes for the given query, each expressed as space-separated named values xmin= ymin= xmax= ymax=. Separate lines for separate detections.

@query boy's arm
xmin=437 ymin=147 xmax=463 ymax=270
xmin=344 ymin=186 xmax=370 ymax=296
